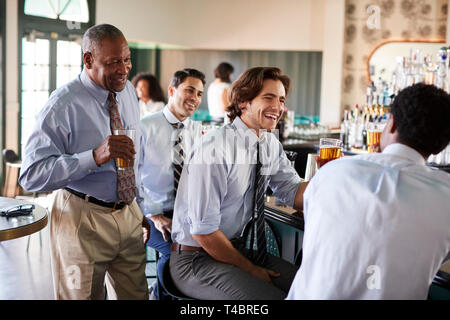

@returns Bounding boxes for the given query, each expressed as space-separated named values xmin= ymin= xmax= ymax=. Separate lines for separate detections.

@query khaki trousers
xmin=49 ymin=189 xmax=149 ymax=300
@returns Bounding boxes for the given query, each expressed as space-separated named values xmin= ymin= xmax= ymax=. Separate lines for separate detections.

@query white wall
xmin=319 ymin=0 xmax=345 ymax=127
xmin=97 ymin=0 xmax=344 ymax=125
xmin=96 ymin=0 xmax=325 ymax=51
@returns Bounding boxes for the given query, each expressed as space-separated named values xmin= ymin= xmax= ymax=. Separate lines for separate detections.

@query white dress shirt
xmin=140 ymin=106 xmax=203 ymax=216
xmin=171 ymin=116 xmax=302 ymax=247
xmin=207 ymin=81 xmax=231 ymax=119
xmin=287 ymin=143 xmax=450 ymax=300
xmin=139 ymin=99 xmax=165 ymax=118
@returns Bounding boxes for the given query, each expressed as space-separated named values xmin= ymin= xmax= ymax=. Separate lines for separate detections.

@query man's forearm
xmin=293 ymin=181 xmax=309 ymax=211
xmin=193 ymin=230 xmax=254 ymax=273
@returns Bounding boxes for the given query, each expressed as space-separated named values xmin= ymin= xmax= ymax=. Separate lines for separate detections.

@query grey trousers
xmin=169 ymin=247 xmax=299 ymax=300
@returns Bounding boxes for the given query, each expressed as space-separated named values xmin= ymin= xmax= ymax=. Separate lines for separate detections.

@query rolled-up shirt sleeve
xmin=19 ymin=107 xmax=98 ymax=193
xmin=186 ymin=149 xmax=228 ymax=235
xmin=268 ymin=142 xmax=302 ymax=208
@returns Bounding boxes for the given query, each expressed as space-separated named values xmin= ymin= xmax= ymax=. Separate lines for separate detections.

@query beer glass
xmin=304 ymin=153 xmax=318 ymax=181
xmin=113 ymin=128 xmax=136 ymax=170
xmin=366 ymin=122 xmax=385 ymax=153
xmin=319 ymin=138 xmax=342 ymax=161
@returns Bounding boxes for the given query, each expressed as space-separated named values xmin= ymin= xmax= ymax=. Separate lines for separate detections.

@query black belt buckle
xmin=112 ymin=201 xmax=126 ymax=211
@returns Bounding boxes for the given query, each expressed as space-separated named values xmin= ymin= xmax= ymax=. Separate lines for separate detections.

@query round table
xmin=0 ymin=197 xmax=48 ymax=241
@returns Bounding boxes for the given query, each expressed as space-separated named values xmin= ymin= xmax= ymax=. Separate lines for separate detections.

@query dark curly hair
xmin=227 ymin=67 xmax=290 ymax=122
xmin=169 ymin=68 xmax=206 ymax=88
xmin=214 ymin=62 xmax=234 ymax=83
xmin=131 ymin=72 xmax=165 ymax=103
xmin=391 ymin=83 xmax=450 ymax=156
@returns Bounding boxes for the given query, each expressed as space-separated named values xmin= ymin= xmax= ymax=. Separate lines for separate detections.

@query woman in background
xmin=132 ymin=72 xmax=166 ymax=118
xmin=207 ymin=62 xmax=234 ymax=124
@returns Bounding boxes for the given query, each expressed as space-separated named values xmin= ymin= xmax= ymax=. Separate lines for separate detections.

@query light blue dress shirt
xmin=140 ymin=106 xmax=203 ymax=216
xmin=171 ymin=116 xmax=302 ymax=247
xmin=19 ymin=70 xmax=145 ymax=206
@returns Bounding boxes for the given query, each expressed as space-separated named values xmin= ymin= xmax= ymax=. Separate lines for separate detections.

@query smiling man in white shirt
xmin=287 ymin=83 xmax=450 ymax=300
xmin=140 ymin=68 xmax=205 ymax=299
xmin=170 ymin=67 xmax=309 ymax=300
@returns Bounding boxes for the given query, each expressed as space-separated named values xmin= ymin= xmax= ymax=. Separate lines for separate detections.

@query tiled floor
xmin=0 ymin=193 xmax=157 ymax=300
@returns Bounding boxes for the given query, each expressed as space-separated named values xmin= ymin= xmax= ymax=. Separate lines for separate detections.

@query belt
xmin=171 ymin=242 xmax=204 ymax=252
xmin=65 ymin=188 xmax=127 ymax=210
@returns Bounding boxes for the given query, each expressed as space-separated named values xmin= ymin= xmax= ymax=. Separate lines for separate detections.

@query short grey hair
xmin=82 ymin=24 xmax=124 ymax=53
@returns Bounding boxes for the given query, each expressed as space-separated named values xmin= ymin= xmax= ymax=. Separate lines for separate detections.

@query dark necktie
xmin=252 ymin=142 xmax=268 ymax=265
xmin=108 ymin=92 xmax=137 ymax=204
xmin=172 ymin=122 xmax=185 ymax=198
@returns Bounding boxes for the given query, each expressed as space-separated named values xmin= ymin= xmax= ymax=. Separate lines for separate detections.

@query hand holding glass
xmin=113 ymin=129 xmax=136 ymax=170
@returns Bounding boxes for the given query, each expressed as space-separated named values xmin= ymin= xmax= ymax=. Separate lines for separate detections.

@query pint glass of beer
xmin=319 ymin=138 xmax=342 ymax=162
xmin=112 ymin=128 xmax=136 ymax=170
xmin=366 ymin=122 xmax=385 ymax=153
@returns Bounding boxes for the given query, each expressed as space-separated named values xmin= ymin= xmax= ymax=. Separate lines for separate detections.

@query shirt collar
xmin=80 ymin=69 xmax=110 ymax=107
xmin=162 ymin=105 xmax=191 ymax=126
xmin=382 ymin=143 xmax=426 ymax=165
xmin=232 ymin=116 xmax=266 ymax=147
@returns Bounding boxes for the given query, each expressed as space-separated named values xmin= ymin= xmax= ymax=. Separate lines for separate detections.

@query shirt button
xmin=68 ymin=179 xmax=72 ymax=182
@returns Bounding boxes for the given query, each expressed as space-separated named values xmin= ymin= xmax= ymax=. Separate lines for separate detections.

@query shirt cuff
xmin=190 ymin=222 xmax=219 ymax=235
xmin=76 ymin=149 xmax=99 ymax=173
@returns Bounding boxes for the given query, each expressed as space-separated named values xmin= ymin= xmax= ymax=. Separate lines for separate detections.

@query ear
xmin=239 ymin=101 xmax=250 ymax=111
xmin=168 ymin=85 xmax=175 ymax=98
xmin=83 ymin=52 xmax=93 ymax=69
xmin=388 ymin=115 xmax=396 ymax=134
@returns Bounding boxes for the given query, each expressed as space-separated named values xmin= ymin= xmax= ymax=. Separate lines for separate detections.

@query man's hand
xmin=248 ymin=265 xmax=280 ymax=285
xmin=142 ymin=217 xmax=151 ymax=244
xmin=149 ymin=214 xmax=172 ymax=242
xmin=93 ymin=135 xmax=136 ymax=166
xmin=193 ymin=230 xmax=281 ymax=286
xmin=368 ymin=143 xmax=381 ymax=153
xmin=315 ymin=153 xmax=344 ymax=169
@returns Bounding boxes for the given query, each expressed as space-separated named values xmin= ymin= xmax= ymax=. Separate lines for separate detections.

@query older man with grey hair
xmin=19 ymin=24 xmax=150 ymax=300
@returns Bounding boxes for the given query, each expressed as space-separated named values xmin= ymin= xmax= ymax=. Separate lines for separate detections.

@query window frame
xmin=17 ymin=0 xmax=95 ymax=157
xmin=0 ymin=0 xmax=6 ymax=181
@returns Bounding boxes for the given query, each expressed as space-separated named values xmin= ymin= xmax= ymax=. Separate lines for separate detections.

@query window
xmin=19 ymin=0 xmax=94 ymax=156
xmin=24 ymin=0 xmax=89 ymax=22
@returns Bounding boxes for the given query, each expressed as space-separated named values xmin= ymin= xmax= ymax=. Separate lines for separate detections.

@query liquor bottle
xmin=340 ymin=110 xmax=349 ymax=150
xmin=354 ymin=104 xmax=364 ymax=149
xmin=347 ymin=105 xmax=357 ymax=149
xmin=436 ymin=47 xmax=449 ymax=92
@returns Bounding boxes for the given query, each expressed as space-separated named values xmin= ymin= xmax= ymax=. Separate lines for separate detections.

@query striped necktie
xmin=172 ymin=122 xmax=185 ymax=198
xmin=252 ymin=142 xmax=268 ymax=265
xmin=108 ymin=92 xmax=137 ymax=205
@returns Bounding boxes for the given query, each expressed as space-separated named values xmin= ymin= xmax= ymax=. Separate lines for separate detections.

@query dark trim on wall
xmin=0 ymin=0 xmax=6 ymax=183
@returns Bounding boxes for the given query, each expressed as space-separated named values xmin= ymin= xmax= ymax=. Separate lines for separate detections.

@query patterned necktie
xmin=172 ymin=122 xmax=185 ymax=198
xmin=253 ymin=141 xmax=268 ymax=265
xmin=108 ymin=92 xmax=137 ymax=205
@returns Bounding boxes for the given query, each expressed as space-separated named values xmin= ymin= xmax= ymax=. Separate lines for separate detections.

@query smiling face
xmin=83 ymin=36 xmax=131 ymax=92
xmin=240 ymin=79 xmax=286 ymax=133
xmin=168 ymin=76 xmax=204 ymax=121
xmin=136 ymin=79 xmax=150 ymax=101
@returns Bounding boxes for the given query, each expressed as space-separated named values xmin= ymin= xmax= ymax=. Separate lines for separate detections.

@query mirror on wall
xmin=366 ymin=40 xmax=446 ymax=85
